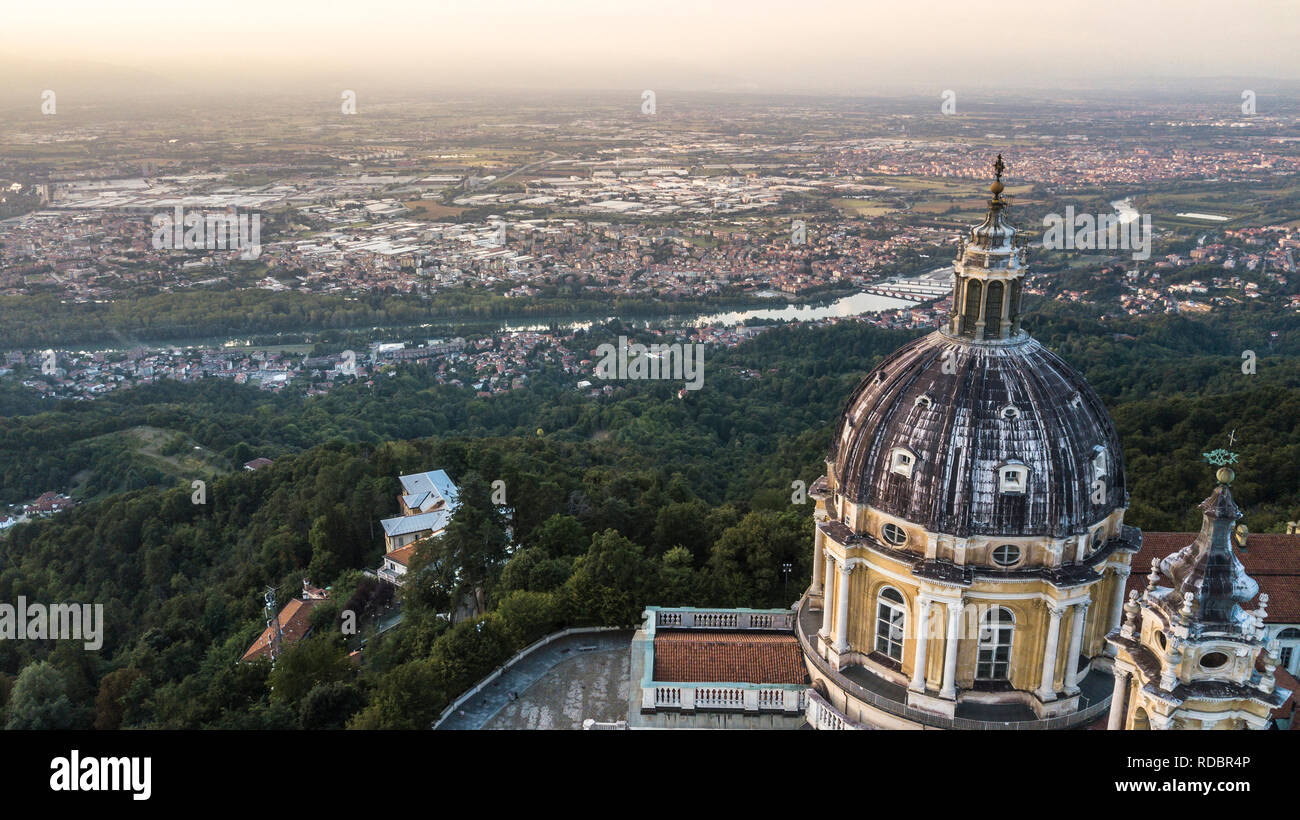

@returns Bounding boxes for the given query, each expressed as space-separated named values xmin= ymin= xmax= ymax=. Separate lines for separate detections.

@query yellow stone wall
xmin=823 ymin=536 xmax=1119 ymax=695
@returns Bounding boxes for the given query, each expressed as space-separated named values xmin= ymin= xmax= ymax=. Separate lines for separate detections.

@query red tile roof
xmin=240 ymin=597 xmax=323 ymax=662
xmin=1130 ymin=532 xmax=1300 ymax=623
xmin=653 ymin=631 xmax=806 ymax=684
xmin=1274 ymin=666 xmax=1299 ymax=729
xmin=386 ymin=543 xmax=417 ymax=567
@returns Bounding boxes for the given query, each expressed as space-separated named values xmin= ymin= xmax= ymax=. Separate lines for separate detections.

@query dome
xmin=826 ymin=329 xmax=1127 ymax=539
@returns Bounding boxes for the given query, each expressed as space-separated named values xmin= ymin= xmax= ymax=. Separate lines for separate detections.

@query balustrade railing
xmin=651 ymin=607 xmax=795 ymax=632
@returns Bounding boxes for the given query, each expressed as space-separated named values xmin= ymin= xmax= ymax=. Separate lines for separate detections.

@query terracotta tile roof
xmin=386 ymin=543 xmax=417 ymax=567
xmin=1129 ymin=532 xmax=1300 ymax=623
xmin=653 ymin=631 xmax=807 ymax=684
xmin=240 ymin=597 xmax=323 ymax=662
xmin=1275 ymin=666 xmax=1299 ymax=729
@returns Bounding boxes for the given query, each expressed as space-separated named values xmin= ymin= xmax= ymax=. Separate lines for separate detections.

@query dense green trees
xmin=1 ymin=310 xmax=1298 ymax=730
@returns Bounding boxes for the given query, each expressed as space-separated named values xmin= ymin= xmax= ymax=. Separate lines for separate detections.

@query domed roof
xmin=827 ymin=329 xmax=1126 ymax=538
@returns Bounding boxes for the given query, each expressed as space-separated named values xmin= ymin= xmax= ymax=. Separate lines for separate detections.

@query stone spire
xmin=1105 ymin=454 xmax=1291 ymax=730
xmin=1156 ymin=464 xmax=1258 ymax=633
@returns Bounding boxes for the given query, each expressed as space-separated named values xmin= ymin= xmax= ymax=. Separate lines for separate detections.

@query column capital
xmin=1112 ymin=564 xmax=1131 ymax=579
xmin=837 ymin=561 xmax=855 ymax=578
xmin=1045 ymin=599 xmax=1066 ymax=619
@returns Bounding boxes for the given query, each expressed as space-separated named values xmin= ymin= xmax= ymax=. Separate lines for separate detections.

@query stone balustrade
xmin=806 ymin=689 xmax=867 ymax=730
xmin=651 ymin=606 xmax=795 ymax=631
xmin=644 ymin=684 xmax=806 ymax=713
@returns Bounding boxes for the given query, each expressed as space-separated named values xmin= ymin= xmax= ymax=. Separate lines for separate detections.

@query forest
xmin=1 ymin=307 xmax=1298 ymax=729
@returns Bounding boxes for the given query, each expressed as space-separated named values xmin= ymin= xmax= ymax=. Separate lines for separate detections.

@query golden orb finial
xmin=989 ymin=154 xmax=1006 ymax=199
xmin=1216 ymin=466 xmax=1235 ymax=485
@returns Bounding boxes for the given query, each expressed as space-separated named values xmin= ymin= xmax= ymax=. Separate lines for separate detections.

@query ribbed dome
xmin=827 ymin=329 xmax=1126 ymax=538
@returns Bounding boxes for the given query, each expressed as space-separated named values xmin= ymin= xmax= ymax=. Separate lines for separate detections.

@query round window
xmin=881 ymin=523 xmax=908 ymax=547
xmin=992 ymin=544 xmax=1021 ymax=567
xmin=1200 ymin=652 xmax=1229 ymax=670
xmin=1154 ymin=631 xmax=1168 ymax=651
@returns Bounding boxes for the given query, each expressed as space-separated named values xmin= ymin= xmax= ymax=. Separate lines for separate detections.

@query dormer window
xmin=998 ymin=463 xmax=1028 ymax=494
xmin=890 ymin=447 xmax=917 ymax=479
xmin=1001 ymin=404 xmax=1020 ymax=420
xmin=1092 ymin=445 xmax=1108 ymax=481
xmin=914 ymin=395 xmax=932 ymax=409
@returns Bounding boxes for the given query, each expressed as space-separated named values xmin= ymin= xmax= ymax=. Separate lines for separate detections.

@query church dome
xmin=826 ymin=330 xmax=1126 ymax=538
xmin=826 ymin=154 xmax=1126 ymax=540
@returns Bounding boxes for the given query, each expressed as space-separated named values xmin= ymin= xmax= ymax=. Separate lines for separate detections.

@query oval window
xmin=1154 ymin=631 xmax=1167 ymax=651
xmin=881 ymin=523 xmax=908 ymax=547
xmin=1200 ymin=652 xmax=1229 ymax=670
xmin=992 ymin=544 xmax=1021 ymax=567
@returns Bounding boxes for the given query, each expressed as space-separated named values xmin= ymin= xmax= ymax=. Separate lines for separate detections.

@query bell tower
xmin=1106 ymin=455 xmax=1291 ymax=729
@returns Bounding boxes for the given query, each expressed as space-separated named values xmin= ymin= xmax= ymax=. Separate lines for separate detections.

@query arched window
xmin=1279 ymin=628 xmax=1300 ymax=674
xmin=963 ymin=279 xmax=982 ymax=331
xmin=1132 ymin=707 xmax=1150 ymax=731
xmin=976 ymin=607 xmax=1015 ymax=680
xmin=875 ymin=587 xmax=907 ymax=661
xmin=985 ymin=280 xmax=1004 ymax=337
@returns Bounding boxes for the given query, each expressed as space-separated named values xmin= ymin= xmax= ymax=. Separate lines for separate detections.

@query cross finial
xmin=993 ymin=154 xmax=1005 ymax=181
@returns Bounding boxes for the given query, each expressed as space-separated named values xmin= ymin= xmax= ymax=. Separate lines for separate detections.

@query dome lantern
xmin=947 ymin=154 xmax=1028 ymax=342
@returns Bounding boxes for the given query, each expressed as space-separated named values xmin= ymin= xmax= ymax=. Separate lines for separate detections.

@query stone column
xmin=974 ymin=279 xmax=989 ymax=340
xmin=940 ymin=599 xmax=962 ymax=699
xmin=812 ymin=526 xmax=826 ymax=596
xmin=909 ymin=595 xmax=932 ymax=692
xmin=1036 ymin=601 xmax=1064 ymax=701
xmin=819 ymin=553 xmax=835 ymax=639
xmin=1108 ymin=566 xmax=1130 ymax=643
xmin=1064 ymin=600 xmax=1090 ymax=694
xmin=1106 ymin=667 xmax=1130 ymax=730
xmin=833 ymin=562 xmax=853 ymax=653
xmin=999 ymin=279 xmax=1011 ymax=339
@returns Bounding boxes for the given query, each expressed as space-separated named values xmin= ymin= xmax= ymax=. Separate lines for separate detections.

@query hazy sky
xmin=3 ymin=0 xmax=1299 ymax=94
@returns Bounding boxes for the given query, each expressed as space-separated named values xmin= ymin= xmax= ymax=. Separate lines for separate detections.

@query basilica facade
xmin=795 ymin=158 xmax=1290 ymax=729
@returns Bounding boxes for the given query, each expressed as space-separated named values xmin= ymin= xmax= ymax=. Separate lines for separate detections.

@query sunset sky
xmin=2 ymin=0 xmax=1298 ymax=95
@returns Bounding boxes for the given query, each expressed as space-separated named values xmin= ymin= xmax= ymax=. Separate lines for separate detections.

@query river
xmin=74 ymin=274 xmax=947 ymax=353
